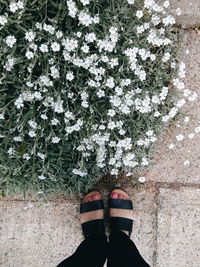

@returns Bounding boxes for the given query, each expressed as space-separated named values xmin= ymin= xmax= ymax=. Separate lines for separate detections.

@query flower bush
xmin=0 ymin=0 xmax=186 ymax=195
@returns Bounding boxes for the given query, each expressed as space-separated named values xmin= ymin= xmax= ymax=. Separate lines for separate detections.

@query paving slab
xmin=0 ymin=188 xmax=156 ymax=267
xmin=171 ymin=0 xmax=200 ymax=27
xmin=145 ymin=31 xmax=200 ymax=185
xmin=156 ymin=187 xmax=200 ymax=267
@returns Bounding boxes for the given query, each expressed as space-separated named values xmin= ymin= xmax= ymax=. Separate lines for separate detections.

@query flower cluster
xmin=0 ymin=0 xmax=189 ymax=194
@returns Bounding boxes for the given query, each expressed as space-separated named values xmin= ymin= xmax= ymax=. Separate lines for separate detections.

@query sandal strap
xmin=109 ymin=198 xmax=133 ymax=210
xmin=80 ymin=200 xmax=104 ymax=213
xmin=82 ymin=219 xmax=105 ymax=238
xmin=110 ymin=217 xmax=133 ymax=237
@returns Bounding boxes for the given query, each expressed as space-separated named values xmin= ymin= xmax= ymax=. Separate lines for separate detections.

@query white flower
xmin=40 ymin=44 xmax=49 ymax=53
xmin=14 ymin=97 xmax=24 ymax=109
xmin=176 ymin=8 xmax=181 ymax=16
xmin=4 ymin=57 xmax=15 ymax=71
xmin=17 ymin=1 xmax=24 ymax=9
xmin=67 ymin=0 xmax=78 ymax=18
xmin=108 ymin=121 xmax=116 ymax=130
xmin=108 ymin=109 xmax=116 ymax=117
xmin=195 ymin=127 xmax=200 ymax=134
xmin=34 ymin=92 xmax=42 ymax=100
xmin=72 ymin=169 xmax=88 ymax=177
xmin=97 ymin=90 xmax=105 ymax=98
xmin=28 ymin=130 xmax=36 ymax=137
xmin=25 ymin=31 xmax=36 ymax=42
xmin=136 ymin=10 xmax=144 ymax=19
xmin=144 ymin=0 xmax=155 ymax=9
xmin=50 ymin=66 xmax=60 ymax=79
xmin=163 ymin=15 xmax=175 ymax=26
xmin=184 ymin=117 xmax=190 ymax=123
xmin=0 ymin=15 xmax=8 ymax=26
xmin=51 ymin=42 xmax=60 ymax=52
xmin=183 ymin=160 xmax=190 ymax=166
xmin=0 ymin=114 xmax=5 ymax=120
xmin=25 ymin=51 xmax=34 ymax=59
xmin=188 ymin=133 xmax=194 ymax=139
xmin=41 ymin=114 xmax=48 ymax=120
xmin=146 ymin=130 xmax=153 ymax=136
xmin=66 ymin=71 xmax=74 ymax=81
xmin=163 ymin=1 xmax=170 ymax=8
xmin=68 ymin=92 xmax=74 ymax=99
xmin=43 ymin=24 xmax=55 ymax=34
xmin=186 ymin=49 xmax=189 ymax=55
xmin=162 ymin=52 xmax=171 ymax=62
xmin=37 ymin=152 xmax=46 ymax=160
xmin=38 ymin=175 xmax=46 ymax=180
xmin=52 ymin=137 xmax=61 ymax=143
xmin=176 ymin=134 xmax=184 ymax=141
xmin=34 ymin=22 xmax=41 ymax=29
xmin=188 ymin=92 xmax=198 ymax=102
xmin=111 ymin=168 xmax=119 ymax=175
xmin=23 ymin=153 xmax=30 ymax=160
xmin=51 ymin=118 xmax=60 ymax=125
xmin=119 ymin=129 xmax=126 ymax=135
xmin=80 ymin=0 xmax=91 ymax=6
xmin=81 ymin=44 xmax=90 ymax=53
xmin=7 ymin=147 xmax=15 ymax=155
xmin=78 ymin=11 xmax=93 ymax=26
xmin=127 ymin=0 xmax=135 ymax=4
xmin=76 ymin=31 xmax=82 ymax=38
xmin=13 ymin=136 xmax=23 ymax=142
xmin=176 ymin=99 xmax=186 ymax=108
xmin=168 ymin=143 xmax=175 ymax=149
xmin=5 ymin=35 xmax=17 ymax=48
xmin=106 ymin=77 xmax=115 ymax=88
xmin=154 ymin=111 xmax=160 ymax=117
xmin=138 ymin=176 xmax=146 ymax=183
xmin=141 ymin=157 xmax=149 ymax=166
xmin=56 ymin=31 xmax=63 ymax=39
xmin=28 ymin=120 xmax=37 ymax=129
xmin=53 ymin=99 xmax=64 ymax=113
xmin=85 ymin=33 xmax=96 ymax=42
xmin=9 ymin=2 xmax=19 ymax=13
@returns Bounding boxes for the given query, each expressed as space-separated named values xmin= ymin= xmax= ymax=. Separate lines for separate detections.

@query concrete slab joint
xmin=171 ymin=0 xmax=200 ymax=27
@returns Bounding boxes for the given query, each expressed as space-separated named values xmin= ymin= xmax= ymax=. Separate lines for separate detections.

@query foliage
xmin=0 ymin=0 xmax=184 ymax=196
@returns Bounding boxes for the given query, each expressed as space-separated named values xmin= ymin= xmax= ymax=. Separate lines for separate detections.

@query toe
xmin=87 ymin=196 xmax=93 ymax=202
xmin=93 ymin=194 xmax=100 ymax=200
xmin=119 ymin=194 xmax=123 ymax=199
xmin=111 ymin=192 xmax=118 ymax=199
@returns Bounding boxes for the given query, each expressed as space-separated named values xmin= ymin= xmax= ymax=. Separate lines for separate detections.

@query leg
xmin=57 ymin=191 xmax=108 ymax=267
xmin=108 ymin=189 xmax=150 ymax=267
xmin=108 ymin=230 xmax=150 ymax=267
xmin=57 ymin=232 xmax=108 ymax=267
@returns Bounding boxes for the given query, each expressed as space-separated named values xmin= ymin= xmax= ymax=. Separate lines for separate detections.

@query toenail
xmin=119 ymin=194 xmax=123 ymax=199
xmin=93 ymin=194 xmax=100 ymax=200
xmin=112 ymin=193 xmax=118 ymax=198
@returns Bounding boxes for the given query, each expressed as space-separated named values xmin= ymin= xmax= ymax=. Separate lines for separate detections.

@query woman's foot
xmin=80 ymin=191 xmax=104 ymax=224
xmin=109 ymin=189 xmax=133 ymax=236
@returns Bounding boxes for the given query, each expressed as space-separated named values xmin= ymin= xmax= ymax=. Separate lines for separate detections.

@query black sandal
xmin=108 ymin=189 xmax=133 ymax=238
xmin=80 ymin=192 xmax=105 ymax=238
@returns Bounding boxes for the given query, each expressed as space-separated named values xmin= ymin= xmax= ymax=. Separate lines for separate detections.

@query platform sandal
xmin=108 ymin=189 xmax=133 ymax=238
xmin=80 ymin=191 xmax=105 ymax=238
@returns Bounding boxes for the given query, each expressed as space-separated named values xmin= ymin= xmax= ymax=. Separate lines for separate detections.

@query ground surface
xmin=1 ymin=2 xmax=200 ymax=267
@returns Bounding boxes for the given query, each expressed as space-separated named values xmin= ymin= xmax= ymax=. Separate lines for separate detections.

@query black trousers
xmin=57 ymin=230 xmax=150 ymax=267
